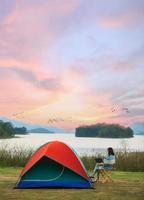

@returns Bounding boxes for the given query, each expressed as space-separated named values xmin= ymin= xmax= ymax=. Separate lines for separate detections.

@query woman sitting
xmin=91 ymin=147 xmax=115 ymax=181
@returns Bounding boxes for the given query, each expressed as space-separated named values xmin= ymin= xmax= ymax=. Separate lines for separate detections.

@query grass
xmin=1 ymin=145 xmax=144 ymax=172
xmin=0 ymin=144 xmax=33 ymax=167
xmin=115 ymin=152 xmax=144 ymax=171
xmin=0 ymin=142 xmax=144 ymax=171
xmin=0 ymin=167 xmax=144 ymax=200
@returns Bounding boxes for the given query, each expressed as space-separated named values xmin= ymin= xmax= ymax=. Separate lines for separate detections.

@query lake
xmin=0 ymin=133 xmax=144 ymax=156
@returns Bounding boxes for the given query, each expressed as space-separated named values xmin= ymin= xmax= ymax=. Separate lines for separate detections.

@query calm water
xmin=0 ymin=133 xmax=144 ymax=156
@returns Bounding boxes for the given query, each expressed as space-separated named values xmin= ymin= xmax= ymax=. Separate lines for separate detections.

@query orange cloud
xmin=99 ymin=15 xmax=131 ymax=29
xmin=99 ymin=11 xmax=144 ymax=29
xmin=99 ymin=19 xmax=125 ymax=28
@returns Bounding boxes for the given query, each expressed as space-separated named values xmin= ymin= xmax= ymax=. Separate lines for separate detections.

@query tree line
xmin=0 ymin=120 xmax=27 ymax=138
xmin=75 ymin=123 xmax=134 ymax=138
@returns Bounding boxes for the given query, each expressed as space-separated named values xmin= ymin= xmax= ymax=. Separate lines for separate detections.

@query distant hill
xmin=130 ymin=124 xmax=144 ymax=135
xmin=29 ymin=128 xmax=54 ymax=133
xmin=136 ymin=132 xmax=144 ymax=135
xmin=0 ymin=116 xmax=66 ymax=133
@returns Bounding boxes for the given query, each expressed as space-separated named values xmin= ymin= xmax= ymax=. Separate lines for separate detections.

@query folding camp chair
xmin=97 ymin=163 xmax=115 ymax=183
xmin=90 ymin=163 xmax=115 ymax=184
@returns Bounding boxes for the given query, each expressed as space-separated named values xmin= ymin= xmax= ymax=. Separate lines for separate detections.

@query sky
xmin=0 ymin=0 xmax=144 ymax=130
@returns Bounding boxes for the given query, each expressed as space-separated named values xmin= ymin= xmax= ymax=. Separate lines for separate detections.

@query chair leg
xmin=105 ymin=170 xmax=113 ymax=182
xmin=91 ymin=169 xmax=113 ymax=184
xmin=102 ymin=169 xmax=113 ymax=182
xmin=99 ymin=172 xmax=106 ymax=183
xmin=95 ymin=171 xmax=100 ymax=182
xmin=98 ymin=169 xmax=113 ymax=183
xmin=96 ymin=169 xmax=106 ymax=183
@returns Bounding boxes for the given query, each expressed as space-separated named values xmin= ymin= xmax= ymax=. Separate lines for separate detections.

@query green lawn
xmin=0 ymin=167 xmax=144 ymax=200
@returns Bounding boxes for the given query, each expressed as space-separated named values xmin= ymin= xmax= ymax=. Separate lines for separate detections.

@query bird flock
xmin=11 ymin=105 xmax=130 ymax=125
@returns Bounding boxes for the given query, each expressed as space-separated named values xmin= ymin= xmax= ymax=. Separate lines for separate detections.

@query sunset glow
xmin=0 ymin=0 xmax=144 ymax=130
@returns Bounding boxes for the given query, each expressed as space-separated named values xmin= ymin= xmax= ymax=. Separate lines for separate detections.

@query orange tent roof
xmin=20 ymin=141 xmax=89 ymax=181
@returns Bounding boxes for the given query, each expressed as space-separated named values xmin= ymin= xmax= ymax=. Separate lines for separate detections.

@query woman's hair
xmin=107 ymin=147 xmax=115 ymax=156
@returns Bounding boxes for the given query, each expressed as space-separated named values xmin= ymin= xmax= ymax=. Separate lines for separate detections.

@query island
xmin=0 ymin=120 xmax=28 ymax=139
xmin=75 ymin=123 xmax=134 ymax=138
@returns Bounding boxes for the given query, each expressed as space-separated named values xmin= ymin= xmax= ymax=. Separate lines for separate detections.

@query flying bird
xmin=122 ymin=107 xmax=130 ymax=113
xmin=12 ymin=111 xmax=24 ymax=117
xmin=111 ymin=106 xmax=117 ymax=112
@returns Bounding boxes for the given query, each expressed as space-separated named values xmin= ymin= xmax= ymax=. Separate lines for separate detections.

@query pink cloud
xmin=0 ymin=0 xmax=144 ymax=129
xmin=111 ymin=62 xmax=133 ymax=72
xmin=0 ymin=70 xmax=67 ymax=119
xmin=0 ymin=0 xmax=79 ymax=62
xmin=0 ymin=0 xmax=81 ymax=104
xmin=0 ymin=59 xmax=37 ymax=68
xmin=64 ymin=65 xmax=89 ymax=80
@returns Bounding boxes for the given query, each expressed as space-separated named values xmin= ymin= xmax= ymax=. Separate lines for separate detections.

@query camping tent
xmin=16 ymin=141 xmax=92 ymax=188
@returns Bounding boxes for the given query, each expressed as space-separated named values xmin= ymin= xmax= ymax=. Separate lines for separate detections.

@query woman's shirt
xmin=103 ymin=155 xmax=115 ymax=165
